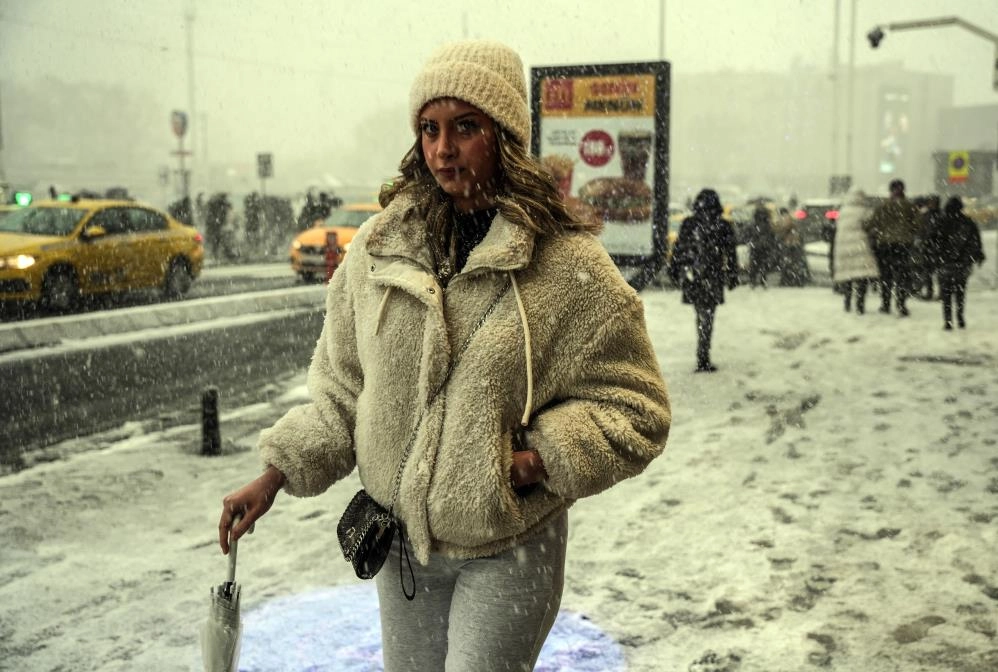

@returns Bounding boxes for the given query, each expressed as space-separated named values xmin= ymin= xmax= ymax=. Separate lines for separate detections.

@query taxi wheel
xmin=163 ymin=259 xmax=193 ymax=298
xmin=42 ymin=268 xmax=79 ymax=313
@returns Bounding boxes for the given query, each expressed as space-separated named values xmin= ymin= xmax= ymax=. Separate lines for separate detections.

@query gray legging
xmin=376 ymin=511 xmax=568 ymax=672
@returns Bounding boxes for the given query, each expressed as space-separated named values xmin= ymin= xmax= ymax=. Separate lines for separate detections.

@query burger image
xmin=577 ymin=177 xmax=653 ymax=222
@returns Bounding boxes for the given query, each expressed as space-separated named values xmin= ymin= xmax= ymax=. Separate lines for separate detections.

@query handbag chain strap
xmin=385 ymin=277 xmax=512 ymax=517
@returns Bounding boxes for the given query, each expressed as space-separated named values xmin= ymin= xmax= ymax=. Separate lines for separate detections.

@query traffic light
xmin=867 ymin=26 xmax=885 ymax=48
xmin=13 ymin=191 xmax=32 ymax=206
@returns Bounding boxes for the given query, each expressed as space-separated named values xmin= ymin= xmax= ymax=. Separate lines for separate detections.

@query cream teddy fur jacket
xmin=259 ymin=195 xmax=671 ymax=564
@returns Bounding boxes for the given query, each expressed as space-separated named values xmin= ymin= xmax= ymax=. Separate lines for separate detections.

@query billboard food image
xmin=536 ymin=71 xmax=661 ymax=256
xmin=577 ymin=176 xmax=652 ymax=222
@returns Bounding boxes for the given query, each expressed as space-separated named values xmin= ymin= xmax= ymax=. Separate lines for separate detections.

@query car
xmin=0 ymin=198 xmax=204 ymax=312
xmin=793 ymin=198 xmax=840 ymax=243
xmin=963 ymin=195 xmax=998 ymax=230
xmin=289 ymin=202 xmax=383 ymax=282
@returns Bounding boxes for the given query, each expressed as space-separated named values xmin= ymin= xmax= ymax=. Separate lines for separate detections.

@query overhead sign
xmin=170 ymin=110 xmax=188 ymax=139
xmin=257 ymin=152 xmax=273 ymax=179
xmin=947 ymin=150 xmax=970 ymax=184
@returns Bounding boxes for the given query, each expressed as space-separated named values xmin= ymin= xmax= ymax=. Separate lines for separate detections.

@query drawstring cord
xmin=508 ymin=271 xmax=533 ymax=427
xmin=375 ymin=287 xmax=393 ymax=335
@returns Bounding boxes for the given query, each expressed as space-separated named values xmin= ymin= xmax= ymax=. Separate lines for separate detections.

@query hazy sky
xmin=2 ymin=0 xmax=996 ymax=190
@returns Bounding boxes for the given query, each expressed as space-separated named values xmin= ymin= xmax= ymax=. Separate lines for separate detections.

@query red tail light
xmin=194 ymin=232 xmax=204 ymax=244
xmin=825 ymin=210 xmax=839 ymax=220
xmin=794 ymin=209 xmax=806 ymax=220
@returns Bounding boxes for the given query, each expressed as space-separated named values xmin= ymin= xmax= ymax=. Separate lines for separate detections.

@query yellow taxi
xmin=289 ymin=202 xmax=382 ymax=281
xmin=0 ymin=198 xmax=204 ymax=312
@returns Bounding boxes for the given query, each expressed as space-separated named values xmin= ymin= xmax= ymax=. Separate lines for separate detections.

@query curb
xmin=0 ymin=285 xmax=327 ymax=354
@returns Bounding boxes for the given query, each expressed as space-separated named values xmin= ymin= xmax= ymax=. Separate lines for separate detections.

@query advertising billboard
xmin=531 ymin=61 xmax=670 ymax=290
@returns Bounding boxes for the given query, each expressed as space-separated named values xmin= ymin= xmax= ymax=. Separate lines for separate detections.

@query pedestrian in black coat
xmin=670 ymin=188 xmax=739 ymax=372
xmin=747 ymin=203 xmax=777 ymax=287
xmin=925 ymin=196 xmax=986 ymax=330
xmin=913 ymin=195 xmax=943 ymax=299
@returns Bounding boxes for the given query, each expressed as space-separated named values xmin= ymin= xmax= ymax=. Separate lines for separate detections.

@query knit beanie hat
xmin=409 ymin=40 xmax=531 ymax=148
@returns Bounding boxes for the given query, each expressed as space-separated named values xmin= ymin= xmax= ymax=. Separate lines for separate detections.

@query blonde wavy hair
xmin=380 ymin=125 xmax=600 ymax=266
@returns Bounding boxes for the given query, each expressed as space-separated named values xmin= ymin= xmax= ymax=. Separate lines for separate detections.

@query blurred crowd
xmin=664 ymin=179 xmax=987 ymax=371
xmin=830 ymin=179 xmax=985 ymax=330
xmin=166 ymin=190 xmax=343 ymax=263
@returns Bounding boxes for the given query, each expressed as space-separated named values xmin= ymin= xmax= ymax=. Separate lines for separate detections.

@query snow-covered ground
xmin=1 ymin=255 xmax=996 ymax=671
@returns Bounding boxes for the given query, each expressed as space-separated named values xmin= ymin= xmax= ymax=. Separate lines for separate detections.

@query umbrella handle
xmin=227 ymin=513 xmax=254 ymax=584
xmin=227 ymin=537 xmax=238 ymax=584
xmin=227 ymin=516 xmax=240 ymax=583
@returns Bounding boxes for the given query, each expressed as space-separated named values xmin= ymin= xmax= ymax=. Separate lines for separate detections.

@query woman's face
xmin=419 ymin=98 xmax=500 ymax=213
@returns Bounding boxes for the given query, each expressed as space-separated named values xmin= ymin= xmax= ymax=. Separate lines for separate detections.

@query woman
xmin=669 ymin=188 xmax=738 ymax=372
xmin=925 ymin=195 xmax=985 ymax=330
xmin=216 ymin=40 xmax=671 ymax=671
xmin=832 ymin=188 xmax=880 ymax=314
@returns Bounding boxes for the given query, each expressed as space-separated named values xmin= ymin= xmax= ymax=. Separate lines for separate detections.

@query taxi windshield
xmin=323 ymin=209 xmax=374 ymax=228
xmin=0 ymin=207 xmax=87 ymax=236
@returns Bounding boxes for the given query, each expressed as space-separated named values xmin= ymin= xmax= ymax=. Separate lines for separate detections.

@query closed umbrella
xmin=201 ymin=519 xmax=250 ymax=672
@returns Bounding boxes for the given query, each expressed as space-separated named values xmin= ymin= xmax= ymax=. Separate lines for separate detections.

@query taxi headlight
xmin=0 ymin=255 xmax=36 ymax=270
xmin=291 ymin=240 xmax=302 ymax=251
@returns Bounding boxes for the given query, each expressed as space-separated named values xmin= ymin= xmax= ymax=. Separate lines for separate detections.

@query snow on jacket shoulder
xmin=258 ymin=195 xmax=671 ymax=562
xmin=865 ymin=198 xmax=919 ymax=246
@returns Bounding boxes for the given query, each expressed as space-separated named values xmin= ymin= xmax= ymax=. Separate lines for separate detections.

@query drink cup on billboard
xmin=542 ymin=154 xmax=575 ymax=200
xmin=618 ymin=130 xmax=652 ymax=182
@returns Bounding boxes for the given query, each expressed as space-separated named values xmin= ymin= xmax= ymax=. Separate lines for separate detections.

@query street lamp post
xmin=867 ymin=16 xmax=998 ymax=92
xmin=867 ymin=15 xmax=998 ymax=288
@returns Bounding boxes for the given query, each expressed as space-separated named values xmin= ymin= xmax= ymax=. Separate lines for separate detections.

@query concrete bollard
xmin=201 ymin=386 xmax=221 ymax=456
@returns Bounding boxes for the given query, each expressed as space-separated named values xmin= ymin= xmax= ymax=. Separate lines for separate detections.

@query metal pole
xmin=201 ymin=113 xmax=210 ymax=193
xmin=846 ymin=0 xmax=856 ymax=180
xmin=659 ymin=0 xmax=665 ymax=59
xmin=185 ymin=9 xmax=197 ymax=193
xmin=0 ymin=82 xmax=6 ymax=184
xmin=831 ymin=0 xmax=841 ymax=180
xmin=178 ymin=136 xmax=189 ymax=201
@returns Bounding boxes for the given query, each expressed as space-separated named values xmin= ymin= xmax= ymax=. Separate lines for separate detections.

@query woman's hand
xmin=511 ymin=449 xmax=546 ymax=488
xmin=218 ymin=465 xmax=286 ymax=554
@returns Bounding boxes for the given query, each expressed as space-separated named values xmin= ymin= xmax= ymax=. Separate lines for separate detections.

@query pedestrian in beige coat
xmin=216 ymin=39 xmax=671 ymax=672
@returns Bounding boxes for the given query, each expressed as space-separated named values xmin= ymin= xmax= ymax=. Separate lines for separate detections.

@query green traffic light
xmin=14 ymin=191 xmax=33 ymax=206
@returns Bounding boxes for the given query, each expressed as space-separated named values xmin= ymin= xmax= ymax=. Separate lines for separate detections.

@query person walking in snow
xmin=771 ymin=206 xmax=810 ymax=287
xmin=746 ymin=202 xmax=777 ymax=288
xmin=864 ymin=178 xmax=919 ymax=316
xmin=924 ymin=195 xmax=986 ymax=330
xmin=913 ymin=194 xmax=943 ymax=300
xmin=216 ymin=39 xmax=671 ymax=672
xmin=670 ymin=188 xmax=739 ymax=372
xmin=832 ymin=188 xmax=880 ymax=314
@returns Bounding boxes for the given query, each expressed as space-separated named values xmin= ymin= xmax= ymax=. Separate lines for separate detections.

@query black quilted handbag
xmin=336 ymin=489 xmax=396 ymax=580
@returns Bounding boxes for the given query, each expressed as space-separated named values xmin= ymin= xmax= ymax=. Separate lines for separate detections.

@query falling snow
xmin=1 ymin=252 xmax=997 ymax=671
